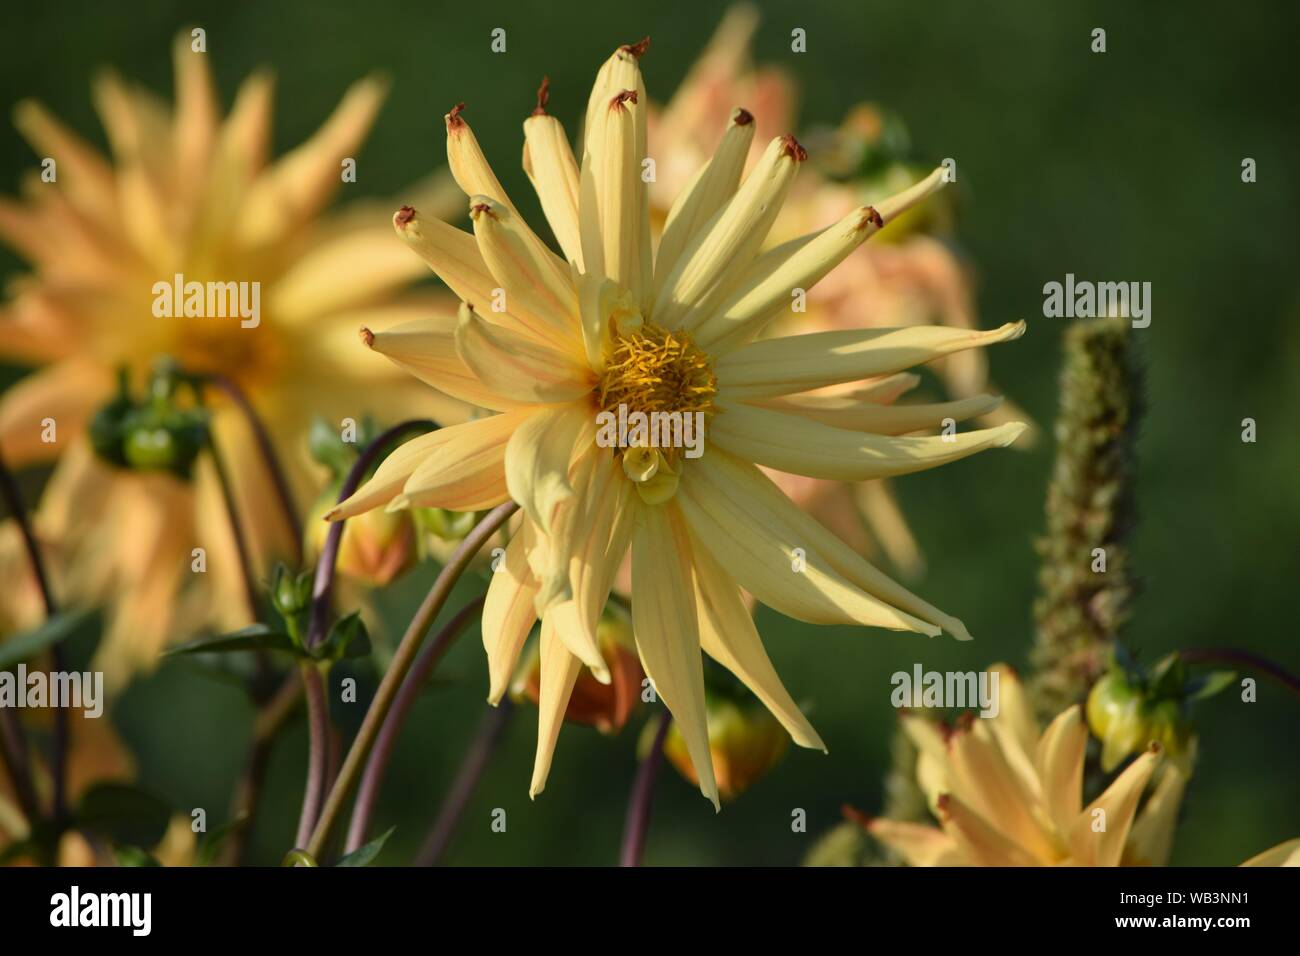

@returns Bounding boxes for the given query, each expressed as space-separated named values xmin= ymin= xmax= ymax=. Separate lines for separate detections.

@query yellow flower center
xmin=596 ymin=321 xmax=717 ymax=421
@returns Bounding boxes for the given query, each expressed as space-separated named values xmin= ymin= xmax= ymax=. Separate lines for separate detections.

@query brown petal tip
xmin=446 ymin=102 xmax=467 ymax=130
xmin=620 ymin=36 xmax=650 ymax=58
xmin=780 ymin=133 xmax=808 ymax=162
xmin=733 ymin=107 xmax=754 ymax=126
xmin=610 ymin=88 xmax=639 ymax=110
xmin=935 ymin=793 xmax=952 ymax=817
xmin=359 ymin=327 xmax=375 ymax=348
xmin=394 ymin=205 xmax=416 ymax=228
xmin=858 ymin=205 xmax=884 ymax=230
xmin=532 ymin=76 xmax=551 ymax=116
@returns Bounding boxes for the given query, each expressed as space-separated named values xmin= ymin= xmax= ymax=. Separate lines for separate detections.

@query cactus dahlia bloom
xmin=864 ymin=665 xmax=1300 ymax=866
xmin=0 ymin=37 xmax=460 ymax=686
xmin=332 ymin=39 xmax=1025 ymax=807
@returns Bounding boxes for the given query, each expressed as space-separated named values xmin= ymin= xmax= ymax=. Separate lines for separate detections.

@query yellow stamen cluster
xmin=596 ymin=321 xmax=717 ymax=419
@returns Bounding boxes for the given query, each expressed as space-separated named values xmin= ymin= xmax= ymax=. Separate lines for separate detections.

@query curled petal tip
xmin=394 ymin=205 xmax=416 ymax=228
xmin=359 ymin=326 xmax=375 ymax=348
xmin=446 ymin=102 xmax=467 ymax=129
xmin=610 ymin=89 xmax=639 ymax=110
xmin=780 ymin=133 xmax=808 ymax=162
xmin=732 ymin=107 xmax=754 ymax=126
xmin=532 ymin=76 xmax=550 ymax=116
xmin=620 ymin=36 xmax=650 ymax=58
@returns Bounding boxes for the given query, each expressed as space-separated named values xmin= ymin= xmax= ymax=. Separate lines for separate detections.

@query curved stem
xmin=0 ymin=447 xmax=63 ymax=822
xmin=304 ymin=501 xmax=517 ymax=860
xmin=345 ymin=596 xmax=484 ymax=853
xmin=415 ymin=696 xmax=515 ymax=866
xmin=293 ymin=664 xmax=330 ymax=849
xmin=203 ymin=374 xmax=304 ymax=564
xmin=304 ymin=419 xmax=436 ymax=652
xmin=207 ymin=441 xmax=261 ymax=624
xmin=1180 ymin=648 xmax=1300 ymax=700
xmin=619 ymin=708 xmax=672 ymax=867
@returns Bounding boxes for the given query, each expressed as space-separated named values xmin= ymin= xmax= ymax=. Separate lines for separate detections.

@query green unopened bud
xmin=1087 ymin=654 xmax=1197 ymax=772
xmin=90 ymin=362 xmax=209 ymax=477
xmin=269 ymin=562 xmax=313 ymax=644
xmin=414 ymin=506 xmax=479 ymax=542
xmin=659 ymin=688 xmax=789 ymax=802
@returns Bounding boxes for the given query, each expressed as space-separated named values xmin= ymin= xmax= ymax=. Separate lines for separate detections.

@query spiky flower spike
xmin=1029 ymin=316 xmax=1141 ymax=720
xmin=334 ymin=40 xmax=1027 ymax=807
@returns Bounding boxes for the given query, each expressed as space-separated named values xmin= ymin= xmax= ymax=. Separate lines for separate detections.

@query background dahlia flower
xmin=0 ymin=34 xmax=462 ymax=687
xmin=332 ymin=39 xmax=1026 ymax=807
xmin=865 ymin=664 xmax=1299 ymax=866
xmin=648 ymin=4 xmax=1033 ymax=576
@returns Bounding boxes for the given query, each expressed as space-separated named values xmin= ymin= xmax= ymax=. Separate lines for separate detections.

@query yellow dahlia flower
xmin=866 ymin=664 xmax=1299 ymax=866
xmin=331 ymin=39 xmax=1025 ymax=807
xmin=648 ymin=5 xmax=1032 ymax=575
xmin=0 ymin=35 xmax=460 ymax=686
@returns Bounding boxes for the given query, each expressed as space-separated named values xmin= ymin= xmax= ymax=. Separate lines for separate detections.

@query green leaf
xmin=75 ymin=782 xmax=171 ymax=847
xmin=195 ymin=813 xmax=249 ymax=866
xmin=335 ymin=826 xmax=395 ymax=867
xmin=114 ymin=846 xmax=162 ymax=867
xmin=0 ymin=610 xmax=93 ymax=671
xmin=318 ymin=611 xmax=372 ymax=662
xmin=1185 ymin=670 xmax=1238 ymax=702
xmin=165 ymin=624 xmax=295 ymax=658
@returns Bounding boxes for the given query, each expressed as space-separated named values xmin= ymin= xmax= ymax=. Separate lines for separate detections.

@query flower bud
xmin=514 ymin=605 xmax=643 ymax=733
xmin=1087 ymin=659 xmax=1195 ymax=772
xmin=306 ymin=483 xmax=416 ymax=587
xmin=659 ymin=688 xmax=789 ymax=802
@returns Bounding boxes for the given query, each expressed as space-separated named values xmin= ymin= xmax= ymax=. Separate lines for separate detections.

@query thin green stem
xmin=304 ymin=501 xmax=517 ymax=860
xmin=1180 ymin=648 xmax=1300 ymax=700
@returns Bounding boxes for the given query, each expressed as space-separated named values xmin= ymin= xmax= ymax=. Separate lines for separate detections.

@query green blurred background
xmin=2 ymin=0 xmax=1296 ymax=865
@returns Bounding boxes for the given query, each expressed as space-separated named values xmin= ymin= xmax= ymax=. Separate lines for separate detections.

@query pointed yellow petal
xmin=522 ymin=106 xmax=583 ymax=267
xmin=1069 ymin=744 xmax=1160 ymax=866
xmin=583 ymin=40 xmax=648 ymax=159
xmin=504 ymin=403 xmax=591 ymax=534
xmin=468 ymin=196 xmax=580 ymax=348
xmin=937 ymin=793 xmax=1040 ymax=866
xmin=676 ymin=452 xmax=938 ymax=634
xmin=1035 ymin=704 xmax=1087 ymax=839
xmin=755 ymin=393 xmax=1003 ymax=436
xmin=483 ymin=526 xmax=539 ymax=704
xmin=529 ymin=613 xmax=582 ymax=798
xmin=392 ymin=206 xmax=562 ymax=348
xmin=171 ymin=31 xmax=218 ymax=186
xmin=585 ymin=89 xmax=651 ymax=303
xmin=1240 ymin=837 xmax=1300 ymax=867
xmin=692 ymin=543 xmax=825 ymax=751
xmin=652 ymin=135 xmax=806 ymax=329
xmin=1127 ymin=754 xmax=1192 ymax=867
xmin=685 ymin=450 xmax=973 ymax=640
xmin=714 ymin=322 xmax=1026 ymax=399
xmin=455 ymin=302 xmax=591 ymax=404
xmin=946 ymin=721 xmax=1056 ymax=862
xmin=631 ymin=502 xmax=718 ymax=810
xmin=398 ymin=410 xmax=526 ymax=512
xmin=12 ymin=101 xmax=115 ymax=225
xmin=867 ymin=819 xmax=964 ymax=867
xmin=361 ymin=315 xmax=523 ymax=411
xmin=653 ymin=108 xmax=755 ymax=294
xmin=691 ymin=171 xmax=954 ymax=348
xmin=239 ymin=75 xmax=387 ymax=246
xmin=711 ymin=404 xmax=1026 ymax=481
xmin=269 ymin=227 xmax=427 ymax=323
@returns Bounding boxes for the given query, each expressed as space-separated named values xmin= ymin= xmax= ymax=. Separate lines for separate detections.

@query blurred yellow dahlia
xmin=332 ymin=38 xmax=1025 ymax=807
xmin=648 ymin=5 xmax=1033 ymax=575
xmin=0 ymin=35 xmax=460 ymax=687
xmin=865 ymin=664 xmax=1299 ymax=866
